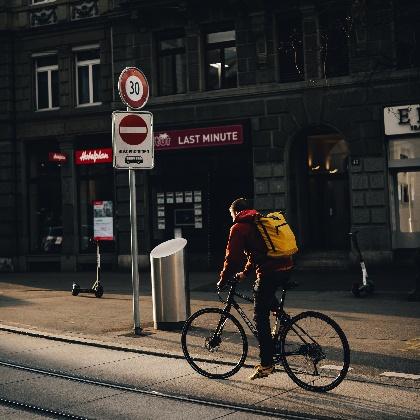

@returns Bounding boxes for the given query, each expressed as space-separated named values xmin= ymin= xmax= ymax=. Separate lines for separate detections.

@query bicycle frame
xmin=218 ymin=282 xmax=289 ymax=340
xmin=217 ymin=282 xmax=321 ymax=358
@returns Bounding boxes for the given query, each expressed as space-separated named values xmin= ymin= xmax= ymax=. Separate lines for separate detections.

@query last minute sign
xmin=154 ymin=124 xmax=243 ymax=151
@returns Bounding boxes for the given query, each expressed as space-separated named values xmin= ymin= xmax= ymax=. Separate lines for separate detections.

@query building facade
xmin=0 ymin=0 xmax=419 ymax=272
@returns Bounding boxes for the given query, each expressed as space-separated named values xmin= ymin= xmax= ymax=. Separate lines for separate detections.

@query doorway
xmin=291 ymin=130 xmax=350 ymax=251
xmin=149 ymin=145 xmax=253 ymax=269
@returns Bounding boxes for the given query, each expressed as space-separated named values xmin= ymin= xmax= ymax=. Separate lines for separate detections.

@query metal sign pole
xmin=128 ymin=104 xmax=142 ymax=335
xmin=115 ymin=67 xmax=151 ymax=336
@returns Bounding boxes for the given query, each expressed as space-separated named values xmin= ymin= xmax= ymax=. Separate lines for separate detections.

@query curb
xmin=0 ymin=324 xmax=185 ymax=360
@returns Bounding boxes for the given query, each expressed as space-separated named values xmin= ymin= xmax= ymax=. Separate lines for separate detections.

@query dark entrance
xmin=291 ymin=130 xmax=350 ymax=251
xmin=149 ymin=145 xmax=253 ymax=270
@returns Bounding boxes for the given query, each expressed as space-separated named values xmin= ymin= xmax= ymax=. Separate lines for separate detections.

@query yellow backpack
xmin=255 ymin=212 xmax=298 ymax=258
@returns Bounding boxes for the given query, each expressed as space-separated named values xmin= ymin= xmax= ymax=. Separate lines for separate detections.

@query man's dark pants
xmin=253 ymin=270 xmax=291 ymax=367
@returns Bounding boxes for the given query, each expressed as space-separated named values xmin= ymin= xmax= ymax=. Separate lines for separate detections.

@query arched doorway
xmin=290 ymin=127 xmax=350 ymax=251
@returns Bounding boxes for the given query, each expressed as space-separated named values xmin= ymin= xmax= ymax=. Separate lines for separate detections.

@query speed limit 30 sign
xmin=118 ymin=67 xmax=149 ymax=109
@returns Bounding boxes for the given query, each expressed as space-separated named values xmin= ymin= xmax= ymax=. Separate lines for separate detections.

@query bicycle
xmin=181 ymin=276 xmax=350 ymax=392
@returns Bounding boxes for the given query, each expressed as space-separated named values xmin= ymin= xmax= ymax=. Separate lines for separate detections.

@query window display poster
xmin=194 ymin=190 xmax=202 ymax=202
xmin=93 ymin=201 xmax=114 ymax=240
xmin=185 ymin=191 xmax=193 ymax=203
xmin=176 ymin=192 xmax=184 ymax=203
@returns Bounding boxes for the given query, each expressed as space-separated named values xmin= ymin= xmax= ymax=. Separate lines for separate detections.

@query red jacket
xmin=219 ymin=209 xmax=293 ymax=282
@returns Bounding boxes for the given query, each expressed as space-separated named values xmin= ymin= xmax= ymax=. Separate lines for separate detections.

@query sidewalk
xmin=0 ymin=266 xmax=419 ymax=360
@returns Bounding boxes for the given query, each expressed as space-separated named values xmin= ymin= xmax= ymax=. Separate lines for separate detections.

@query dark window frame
xmin=204 ymin=25 xmax=237 ymax=90
xmin=318 ymin=4 xmax=351 ymax=78
xmin=395 ymin=0 xmax=420 ymax=70
xmin=156 ymin=29 xmax=187 ymax=96
xmin=277 ymin=11 xmax=305 ymax=83
xmin=34 ymin=54 xmax=59 ymax=111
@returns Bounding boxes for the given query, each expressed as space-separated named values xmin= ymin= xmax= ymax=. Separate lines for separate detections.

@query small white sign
xmin=194 ymin=191 xmax=202 ymax=202
xmin=166 ymin=192 xmax=174 ymax=204
xmin=384 ymin=105 xmax=420 ymax=135
xmin=157 ymin=193 xmax=165 ymax=204
xmin=176 ymin=192 xmax=184 ymax=203
xmin=185 ymin=191 xmax=193 ymax=203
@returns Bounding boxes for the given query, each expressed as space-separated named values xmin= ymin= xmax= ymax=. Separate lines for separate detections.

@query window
xmin=157 ymin=32 xmax=186 ymax=95
xmin=319 ymin=5 xmax=350 ymax=77
xmin=388 ymin=137 xmax=420 ymax=247
xmin=205 ymin=29 xmax=237 ymax=90
xmin=78 ymin=160 xmax=114 ymax=253
xmin=27 ymin=145 xmax=62 ymax=254
xmin=75 ymin=48 xmax=101 ymax=106
xmin=395 ymin=0 xmax=420 ymax=69
xmin=35 ymin=54 xmax=59 ymax=111
xmin=277 ymin=13 xmax=304 ymax=82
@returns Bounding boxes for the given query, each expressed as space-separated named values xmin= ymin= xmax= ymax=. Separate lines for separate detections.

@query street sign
xmin=118 ymin=67 xmax=149 ymax=110
xmin=119 ymin=114 xmax=148 ymax=145
xmin=112 ymin=110 xmax=154 ymax=169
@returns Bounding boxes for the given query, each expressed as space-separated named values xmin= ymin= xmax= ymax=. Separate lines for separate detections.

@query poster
xmin=185 ymin=191 xmax=193 ymax=203
xmin=176 ymin=192 xmax=184 ymax=203
xmin=93 ymin=201 xmax=114 ymax=240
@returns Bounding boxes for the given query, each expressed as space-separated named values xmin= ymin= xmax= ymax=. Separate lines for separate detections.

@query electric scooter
xmin=349 ymin=231 xmax=374 ymax=297
xmin=72 ymin=239 xmax=104 ymax=298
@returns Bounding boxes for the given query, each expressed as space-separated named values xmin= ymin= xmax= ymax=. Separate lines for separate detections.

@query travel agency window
xmin=385 ymin=105 xmax=420 ymax=248
xmin=157 ymin=30 xmax=187 ymax=95
xmin=33 ymin=52 xmax=59 ymax=111
xmin=75 ymin=145 xmax=115 ymax=253
xmin=74 ymin=45 xmax=101 ymax=106
xmin=205 ymin=26 xmax=237 ymax=90
xmin=27 ymin=143 xmax=64 ymax=254
xmin=277 ymin=11 xmax=304 ymax=83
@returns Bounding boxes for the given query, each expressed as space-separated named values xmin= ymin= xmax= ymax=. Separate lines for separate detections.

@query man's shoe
xmin=249 ymin=364 xmax=275 ymax=380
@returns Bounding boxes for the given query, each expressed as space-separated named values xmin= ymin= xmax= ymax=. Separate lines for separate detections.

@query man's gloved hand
xmin=235 ymin=272 xmax=246 ymax=282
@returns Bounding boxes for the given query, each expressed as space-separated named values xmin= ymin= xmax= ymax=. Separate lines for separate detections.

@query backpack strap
xmin=256 ymin=216 xmax=276 ymax=252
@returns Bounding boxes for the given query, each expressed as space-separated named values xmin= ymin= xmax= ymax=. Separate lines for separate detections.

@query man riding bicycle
xmin=217 ymin=198 xmax=294 ymax=380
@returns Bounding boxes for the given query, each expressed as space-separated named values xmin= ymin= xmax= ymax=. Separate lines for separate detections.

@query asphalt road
xmin=1 ymin=331 xmax=419 ymax=420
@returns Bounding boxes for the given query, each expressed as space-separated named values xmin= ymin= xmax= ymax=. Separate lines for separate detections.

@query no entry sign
xmin=118 ymin=67 xmax=149 ymax=109
xmin=119 ymin=114 xmax=148 ymax=145
xmin=112 ymin=111 xmax=154 ymax=169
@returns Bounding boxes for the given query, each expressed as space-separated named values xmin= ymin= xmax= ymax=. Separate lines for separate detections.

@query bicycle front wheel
xmin=280 ymin=311 xmax=350 ymax=392
xmin=181 ymin=308 xmax=248 ymax=379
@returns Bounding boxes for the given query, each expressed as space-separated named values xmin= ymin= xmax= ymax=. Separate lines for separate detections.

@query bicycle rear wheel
xmin=181 ymin=308 xmax=248 ymax=379
xmin=280 ymin=311 xmax=350 ymax=392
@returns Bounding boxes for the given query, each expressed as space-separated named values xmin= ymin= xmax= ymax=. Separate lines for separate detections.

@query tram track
xmin=0 ymin=359 xmax=322 ymax=420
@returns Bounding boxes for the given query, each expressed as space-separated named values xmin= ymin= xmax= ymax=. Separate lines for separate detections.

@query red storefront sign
xmin=154 ymin=125 xmax=243 ymax=151
xmin=75 ymin=148 xmax=113 ymax=165
xmin=48 ymin=152 xmax=67 ymax=163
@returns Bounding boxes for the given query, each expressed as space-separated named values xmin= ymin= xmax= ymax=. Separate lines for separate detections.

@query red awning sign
xmin=119 ymin=114 xmax=148 ymax=145
xmin=48 ymin=152 xmax=67 ymax=163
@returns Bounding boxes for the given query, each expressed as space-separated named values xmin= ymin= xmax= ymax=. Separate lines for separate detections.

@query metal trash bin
xmin=150 ymin=238 xmax=190 ymax=330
